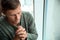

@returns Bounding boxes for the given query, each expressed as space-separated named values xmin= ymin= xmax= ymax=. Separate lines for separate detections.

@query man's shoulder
xmin=22 ymin=11 xmax=30 ymax=15
xmin=22 ymin=11 xmax=34 ymax=22
xmin=22 ymin=11 xmax=33 ymax=18
xmin=0 ymin=16 xmax=4 ymax=22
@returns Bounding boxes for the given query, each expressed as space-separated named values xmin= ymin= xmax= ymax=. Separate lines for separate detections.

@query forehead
xmin=5 ymin=5 xmax=21 ymax=14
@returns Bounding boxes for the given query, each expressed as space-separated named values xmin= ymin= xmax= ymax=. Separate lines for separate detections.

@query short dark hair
xmin=2 ymin=0 xmax=21 ymax=11
xmin=0 ymin=0 xmax=2 ymax=16
xmin=0 ymin=0 xmax=2 ymax=13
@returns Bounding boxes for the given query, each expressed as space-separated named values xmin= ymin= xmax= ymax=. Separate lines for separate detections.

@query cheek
xmin=8 ymin=17 xmax=15 ymax=21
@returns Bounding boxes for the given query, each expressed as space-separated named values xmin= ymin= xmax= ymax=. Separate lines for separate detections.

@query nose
xmin=15 ymin=14 xmax=19 ymax=20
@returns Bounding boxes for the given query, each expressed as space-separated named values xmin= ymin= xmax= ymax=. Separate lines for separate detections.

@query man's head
xmin=2 ymin=0 xmax=22 ymax=26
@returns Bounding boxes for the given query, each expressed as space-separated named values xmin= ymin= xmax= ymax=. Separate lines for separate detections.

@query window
xmin=20 ymin=0 xmax=34 ymax=16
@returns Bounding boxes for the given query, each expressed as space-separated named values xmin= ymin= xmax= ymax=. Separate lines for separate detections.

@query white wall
xmin=44 ymin=0 xmax=60 ymax=40
xmin=34 ymin=0 xmax=43 ymax=40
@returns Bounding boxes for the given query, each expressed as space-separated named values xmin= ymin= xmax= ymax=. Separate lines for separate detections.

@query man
xmin=0 ymin=0 xmax=38 ymax=40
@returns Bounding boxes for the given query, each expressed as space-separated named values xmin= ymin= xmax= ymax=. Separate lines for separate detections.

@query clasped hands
xmin=14 ymin=26 xmax=27 ymax=40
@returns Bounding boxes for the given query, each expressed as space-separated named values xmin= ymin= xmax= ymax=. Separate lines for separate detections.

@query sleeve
xmin=0 ymin=32 xmax=7 ymax=40
xmin=26 ymin=13 xmax=38 ymax=40
xmin=0 ymin=24 xmax=10 ymax=40
xmin=0 ymin=27 xmax=8 ymax=40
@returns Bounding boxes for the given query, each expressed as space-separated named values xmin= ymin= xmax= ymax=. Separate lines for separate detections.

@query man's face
xmin=4 ymin=5 xmax=22 ymax=25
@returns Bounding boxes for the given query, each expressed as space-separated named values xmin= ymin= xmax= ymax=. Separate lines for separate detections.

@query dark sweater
xmin=0 ymin=12 xmax=38 ymax=40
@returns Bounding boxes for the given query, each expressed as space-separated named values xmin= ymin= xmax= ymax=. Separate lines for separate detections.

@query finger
xmin=19 ymin=35 xmax=25 ymax=38
xmin=16 ymin=31 xmax=26 ymax=35
xmin=19 ymin=34 xmax=27 ymax=39
xmin=18 ymin=26 xmax=25 ymax=31
xmin=16 ymin=27 xmax=25 ymax=33
xmin=16 ymin=26 xmax=23 ymax=33
xmin=18 ymin=26 xmax=23 ymax=29
xmin=16 ymin=28 xmax=22 ymax=34
xmin=20 ymin=38 xmax=25 ymax=40
xmin=22 ymin=28 xmax=25 ymax=32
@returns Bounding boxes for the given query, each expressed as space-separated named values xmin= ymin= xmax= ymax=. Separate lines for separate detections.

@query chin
xmin=15 ymin=21 xmax=20 ymax=24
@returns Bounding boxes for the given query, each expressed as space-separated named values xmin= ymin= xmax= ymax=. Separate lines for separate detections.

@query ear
xmin=1 ymin=10 xmax=6 ymax=16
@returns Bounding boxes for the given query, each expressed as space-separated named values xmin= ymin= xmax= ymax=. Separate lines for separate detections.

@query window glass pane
xmin=20 ymin=0 xmax=33 ymax=16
